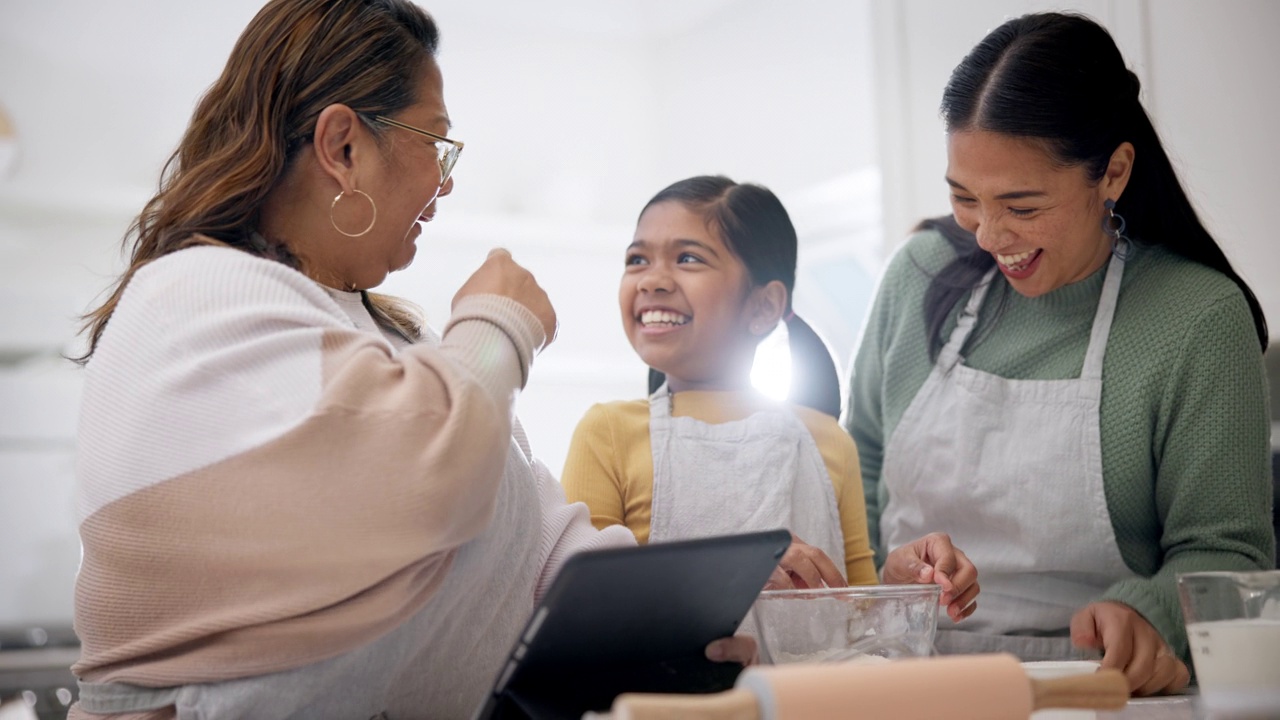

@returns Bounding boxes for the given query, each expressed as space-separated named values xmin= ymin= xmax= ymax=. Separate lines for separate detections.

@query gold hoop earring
xmin=330 ymin=189 xmax=377 ymax=238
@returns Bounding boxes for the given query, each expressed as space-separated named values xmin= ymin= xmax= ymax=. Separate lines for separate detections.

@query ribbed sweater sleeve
xmin=531 ymin=458 xmax=637 ymax=602
xmin=442 ymin=294 xmax=545 ymax=398
xmin=846 ymin=266 xmax=891 ymax=566
xmin=73 ymin=245 xmax=543 ymax=685
xmin=1099 ymin=290 xmax=1274 ymax=659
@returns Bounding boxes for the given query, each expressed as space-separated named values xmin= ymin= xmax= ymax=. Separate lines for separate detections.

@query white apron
xmin=880 ymin=249 xmax=1135 ymax=661
xmin=648 ymin=385 xmax=846 ymax=579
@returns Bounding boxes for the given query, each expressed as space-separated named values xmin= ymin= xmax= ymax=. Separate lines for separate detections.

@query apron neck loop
xmin=939 ymin=268 xmax=998 ymax=371
xmin=1080 ymin=243 xmax=1127 ymax=380
xmin=938 ymin=248 xmax=1127 ymax=379
xmin=648 ymin=381 xmax=673 ymax=419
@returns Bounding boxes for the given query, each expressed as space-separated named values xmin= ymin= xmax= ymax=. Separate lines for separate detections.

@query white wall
xmin=1143 ymin=0 xmax=1280 ymax=329
xmin=654 ymin=0 xmax=878 ymax=192
xmin=421 ymin=6 xmax=665 ymax=224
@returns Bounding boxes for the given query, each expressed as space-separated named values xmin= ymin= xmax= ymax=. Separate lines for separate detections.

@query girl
xmin=563 ymin=176 xmax=978 ymax=615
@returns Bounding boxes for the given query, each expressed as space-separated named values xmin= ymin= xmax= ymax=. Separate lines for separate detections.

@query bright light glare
xmin=751 ymin=322 xmax=792 ymax=401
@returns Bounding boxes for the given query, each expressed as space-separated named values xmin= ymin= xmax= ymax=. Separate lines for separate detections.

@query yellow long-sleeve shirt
xmin=561 ymin=390 xmax=878 ymax=585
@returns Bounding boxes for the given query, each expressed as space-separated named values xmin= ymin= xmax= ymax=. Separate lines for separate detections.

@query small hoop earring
xmin=330 ymin=189 xmax=377 ymax=238
xmin=1102 ymin=198 xmax=1130 ymax=259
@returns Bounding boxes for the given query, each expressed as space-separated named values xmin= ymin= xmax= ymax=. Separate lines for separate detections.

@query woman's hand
xmin=1070 ymin=601 xmax=1190 ymax=696
xmin=882 ymin=532 xmax=979 ymax=623
xmin=453 ymin=248 xmax=558 ymax=349
xmin=705 ymin=635 xmax=758 ymax=665
xmin=763 ymin=533 xmax=847 ymax=591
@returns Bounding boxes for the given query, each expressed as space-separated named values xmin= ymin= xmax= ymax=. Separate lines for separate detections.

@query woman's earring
xmin=331 ymin=189 xmax=377 ymax=238
xmin=1102 ymin=198 xmax=1130 ymax=259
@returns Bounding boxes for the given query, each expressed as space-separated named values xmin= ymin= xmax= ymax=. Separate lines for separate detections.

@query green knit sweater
xmin=845 ymin=229 xmax=1275 ymax=660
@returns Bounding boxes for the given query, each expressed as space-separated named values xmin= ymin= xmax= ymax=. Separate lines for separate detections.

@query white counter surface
xmin=1098 ymin=695 xmax=1197 ymax=719
xmin=1036 ymin=694 xmax=1204 ymax=720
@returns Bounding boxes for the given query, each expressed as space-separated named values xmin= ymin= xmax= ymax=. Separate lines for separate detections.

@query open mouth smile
xmin=639 ymin=309 xmax=690 ymax=328
xmin=995 ymin=249 xmax=1043 ymax=278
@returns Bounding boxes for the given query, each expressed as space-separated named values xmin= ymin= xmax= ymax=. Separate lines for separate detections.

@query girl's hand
xmin=763 ymin=533 xmax=847 ymax=590
xmin=1070 ymin=601 xmax=1191 ymax=696
xmin=882 ymin=532 xmax=979 ymax=622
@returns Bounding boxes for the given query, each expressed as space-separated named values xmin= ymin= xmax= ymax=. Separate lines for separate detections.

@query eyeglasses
xmin=372 ymin=115 xmax=464 ymax=187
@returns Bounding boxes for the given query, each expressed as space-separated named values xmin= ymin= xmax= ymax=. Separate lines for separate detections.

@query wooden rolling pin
xmin=597 ymin=654 xmax=1127 ymax=720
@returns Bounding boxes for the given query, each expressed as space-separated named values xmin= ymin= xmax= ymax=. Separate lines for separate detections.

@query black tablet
xmin=473 ymin=528 xmax=791 ymax=720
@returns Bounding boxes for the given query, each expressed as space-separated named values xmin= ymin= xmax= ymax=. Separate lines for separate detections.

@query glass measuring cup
xmin=1177 ymin=570 xmax=1280 ymax=719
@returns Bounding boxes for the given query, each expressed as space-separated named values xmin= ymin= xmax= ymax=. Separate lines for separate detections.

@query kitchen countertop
xmin=1030 ymin=693 xmax=1214 ymax=720
xmin=0 ymin=644 xmax=1218 ymax=720
xmin=1097 ymin=694 xmax=1198 ymax=719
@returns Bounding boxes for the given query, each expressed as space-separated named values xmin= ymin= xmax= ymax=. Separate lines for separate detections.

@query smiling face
xmin=353 ymin=58 xmax=455 ymax=287
xmin=946 ymin=129 xmax=1129 ymax=297
xmin=620 ymin=201 xmax=766 ymax=392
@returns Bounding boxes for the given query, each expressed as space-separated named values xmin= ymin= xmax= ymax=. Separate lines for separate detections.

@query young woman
xmin=846 ymin=12 xmax=1273 ymax=697
xmin=563 ymin=176 xmax=979 ymax=614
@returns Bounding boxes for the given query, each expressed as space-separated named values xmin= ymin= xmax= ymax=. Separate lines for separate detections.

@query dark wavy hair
xmin=76 ymin=0 xmax=438 ymax=362
xmin=921 ymin=12 xmax=1267 ymax=359
xmin=640 ymin=175 xmax=842 ymax=418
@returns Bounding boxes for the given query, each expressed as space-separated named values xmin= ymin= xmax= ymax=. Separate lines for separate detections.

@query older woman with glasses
xmin=66 ymin=1 xmax=669 ymax=718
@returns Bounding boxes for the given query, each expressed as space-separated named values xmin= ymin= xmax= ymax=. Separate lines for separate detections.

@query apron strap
xmin=938 ymin=268 xmax=998 ymax=371
xmin=942 ymin=249 xmax=1125 ymax=381
xmin=648 ymin=382 xmax=672 ymax=420
xmin=1080 ymin=243 xmax=1127 ymax=381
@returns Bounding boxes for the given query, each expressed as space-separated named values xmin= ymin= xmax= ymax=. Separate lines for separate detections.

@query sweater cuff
xmin=530 ymin=457 xmax=637 ymax=603
xmin=1099 ymin=577 xmax=1189 ymax=662
xmin=440 ymin=294 xmax=546 ymax=405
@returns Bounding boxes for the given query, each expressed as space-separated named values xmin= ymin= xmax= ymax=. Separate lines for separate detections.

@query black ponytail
xmin=648 ymin=313 xmax=842 ymax=418
xmin=784 ymin=314 xmax=842 ymax=417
